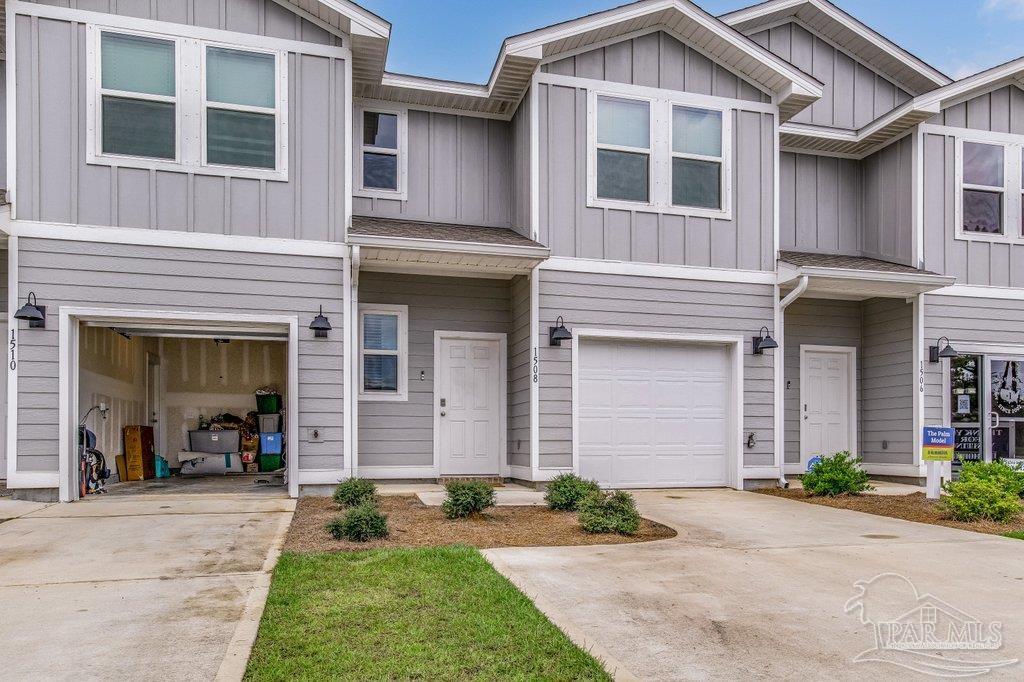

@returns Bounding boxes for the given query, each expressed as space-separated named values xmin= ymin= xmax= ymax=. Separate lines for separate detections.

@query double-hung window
xmin=589 ymin=91 xmax=731 ymax=218
xmin=359 ymin=305 xmax=408 ymax=402
xmin=356 ymin=108 xmax=407 ymax=199
xmin=956 ymin=135 xmax=1024 ymax=242
xmin=88 ymin=26 xmax=287 ymax=180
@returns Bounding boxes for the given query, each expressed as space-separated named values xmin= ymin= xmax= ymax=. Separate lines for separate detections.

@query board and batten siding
xmin=537 ymin=269 xmax=775 ymax=469
xmin=860 ymin=297 xmax=914 ymax=465
xmin=352 ymin=111 xmax=514 ymax=228
xmin=510 ymin=91 xmax=532 ymax=237
xmin=542 ymin=31 xmax=769 ymax=103
xmin=779 ymin=152 xmax=862 ymax=255
xmin=14 ymin=8 xmax=348 ymax=241
xmin=926 ymin=85 xmax=1024 ymax=132
xmin=537 ymin=83 xmax=776 ymax=270
xmin=357 ymin=272 xmax=511 ymax=468
xmin=860 ymin=135 xmax=914 ymax=266
xmin=750 ymin=21 xmax=912 ymax=129
xmin=508 ymin=275 xmax=531 ymax=468
xmin=13 ymin=238 xmax=344 ymax=474
xmin=783 ymin=298 xmax=862 ymax=465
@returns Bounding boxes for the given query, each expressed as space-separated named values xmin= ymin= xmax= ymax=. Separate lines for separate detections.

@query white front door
xmin=801 ymin=347 xmax=856 ymax=467
xmin=437 ymin=335 xmax=503 ymax=476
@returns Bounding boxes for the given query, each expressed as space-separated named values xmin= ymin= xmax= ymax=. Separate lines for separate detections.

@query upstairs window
xmin=356 ymin=107 xmax=407 ymax=199
xmin=961 ymin=141 xmax=1004 ymax=234
xmin=359 ymin=304 xmax=408 ymax=402
xmin=99 ymin=32 xmax=177 ymax=160
xmin=588 ymin=90 xmax=731 ymax=218
xmin=87 ymin=26 xmax=287 ymax=180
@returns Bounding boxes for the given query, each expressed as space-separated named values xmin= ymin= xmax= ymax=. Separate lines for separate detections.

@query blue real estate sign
xmin=922 ymin=426 xmax=955 ymax=462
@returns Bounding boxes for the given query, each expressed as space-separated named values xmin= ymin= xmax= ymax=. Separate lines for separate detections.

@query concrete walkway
xmin=0 ymin=491 xmax=294 ymax=681
xmin=484 ymin=489 xmax=1024 ymax=680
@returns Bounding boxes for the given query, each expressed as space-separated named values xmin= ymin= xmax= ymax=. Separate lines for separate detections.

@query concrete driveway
xmin=485 ymin=490 xmax=1024 ymax=680
xmin=0 ymin=490 xmax=294 ymax=681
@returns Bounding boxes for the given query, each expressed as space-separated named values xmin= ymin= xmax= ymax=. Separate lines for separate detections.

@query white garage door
xmin=578 ymin=339 xmax=732 ymax=488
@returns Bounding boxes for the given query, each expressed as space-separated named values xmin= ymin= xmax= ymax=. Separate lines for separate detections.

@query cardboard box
xmin=245 ymin=462 xmax=259 ymax=473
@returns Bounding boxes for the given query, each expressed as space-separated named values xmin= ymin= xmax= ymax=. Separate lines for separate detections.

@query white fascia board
xmin=346 ymin=233 xmax=550 ymax=259
xmin=795 ymin=266 xmax=956 ymax=288
xmin=779 ymin=99 xmax=941 ymax=156
xmin=379 ymin=73 xmax=490 ymax=98
xmin=542 ymin=256 xmax=777 ymax=284
xmin=316 ymin=0 xmax=390 ymax=39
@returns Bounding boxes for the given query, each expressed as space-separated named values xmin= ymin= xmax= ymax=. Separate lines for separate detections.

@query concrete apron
xmin=484 ymin=489 xmax=1024 ymax=681
xmin=0 ymin=492 xmax=294 ymax=682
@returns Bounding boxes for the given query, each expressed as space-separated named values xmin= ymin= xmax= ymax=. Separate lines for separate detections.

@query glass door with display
xmin=950 ymin=355 xmax=984 ymax=465
xmin=985 ymin=356 xmax=1024 ymax=467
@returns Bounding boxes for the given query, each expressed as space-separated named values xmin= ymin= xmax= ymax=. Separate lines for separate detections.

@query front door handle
xmin=440 ymin=411 xmax=446 ymax=417
xmin=990 ymin=411 xmax=1001 ymax=429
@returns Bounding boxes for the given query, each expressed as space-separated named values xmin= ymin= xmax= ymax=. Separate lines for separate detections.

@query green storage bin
xmin=256 ymin=393 xmax=282 ymax=413
xmin=259 ymin=453 xmax=283 ymax=472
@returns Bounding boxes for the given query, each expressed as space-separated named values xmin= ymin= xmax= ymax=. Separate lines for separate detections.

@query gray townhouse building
xmin=3 ymin=0 xmax=1023 ymax=502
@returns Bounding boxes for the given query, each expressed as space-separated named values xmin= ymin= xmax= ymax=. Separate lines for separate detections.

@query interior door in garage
xmin=577 ymin=339 xmax=731 ymax=488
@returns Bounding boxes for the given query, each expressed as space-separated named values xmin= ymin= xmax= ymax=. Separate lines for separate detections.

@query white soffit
xmin=286 ymin=0 xmax=391 ymax=81
xmin=721 ymin=0 xmax=951 ymax=96
xmin=349 ymin=0 xmax=823 ymax=120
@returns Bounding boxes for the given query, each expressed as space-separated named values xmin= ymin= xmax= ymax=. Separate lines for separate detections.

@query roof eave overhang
xmin=779 ymin=99 xmax=942 ymax=157
xmin=347 ymin=233 xmax=550 ymax=260
xmin=779 ymin=263 xmax=956 ymax=299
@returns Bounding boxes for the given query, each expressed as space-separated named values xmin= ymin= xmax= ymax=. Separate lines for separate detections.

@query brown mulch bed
xmin=757 ymin=488 xmax=1024 ymax=536
xmin=284 ymin=494 xmax=676 ymax=553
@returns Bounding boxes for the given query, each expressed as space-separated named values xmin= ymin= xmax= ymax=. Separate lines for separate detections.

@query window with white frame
xmin=359 ymin=305 xmax=408 ymax=401
xmin=357 ymin=108 xmax=406 ymax=197
xmin=589 ymin=91 xmax=731 ymax=217
xmin=88 ymin=26 xmax=287 ymax=179
xmin=957 ymin=136 xmax=1024 ymax=240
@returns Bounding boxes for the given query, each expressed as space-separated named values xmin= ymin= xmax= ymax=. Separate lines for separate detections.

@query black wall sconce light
xmin=14 ymin=292 xmax=46 ymax=328
xmin=549 ymin=316 xmax=573 ymax=346
xmin=752 ymin=326 xmax=778 ymax=354
xmin=309 ymin=306 xmax=332 ymax=338
xmin=929 ymin=336 xmax=959 ymax=363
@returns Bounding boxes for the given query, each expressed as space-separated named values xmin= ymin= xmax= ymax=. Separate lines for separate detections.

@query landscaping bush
xmin=577 ymin=490 xmax=641 ymax=536
xmin=802 ymin=451 xmax=873 ymax=496
xmin=442 ymin=480 xmax=496 ymax=519
xmin=333 ymin=477 xmax=377 ymax=507
xmin=544 ymin=473 xmax=601 ymax=511
xmin=957 ymin=460 xmax=1024 ymax=497
xmin=941 ymin=478 xmax=1022 ymax=523
xmin=327 ymin=502 xmax=389 ymax=542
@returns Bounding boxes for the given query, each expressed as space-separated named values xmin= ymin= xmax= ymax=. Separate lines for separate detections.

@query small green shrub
xmin=333 ymin=477 xmax=377 ymax=507
xmin=802 ymin=451 xmax=873 ymax=496
xmin=577 ymin=490 xmax=641 ymax=536
xmin=326 ymin=502 xmax=389 ymax=542
xmin=941 ymin=478 xmax=1022 ymax=523
xmin=442 ymin=480 xmax=496 ymax=519
xmin=957 ymin=460 xmax=1024 ymax=497
xmin=545 ymin=473 xmax=601 ymax=511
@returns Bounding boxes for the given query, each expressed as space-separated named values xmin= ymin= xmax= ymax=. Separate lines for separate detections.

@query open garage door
xmin=577 ymin=338 xmax=735 ymax=488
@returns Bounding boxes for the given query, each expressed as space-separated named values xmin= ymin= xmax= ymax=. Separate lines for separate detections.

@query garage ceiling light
xmin=14 ymin=292 xmax=46 ymax=328
xmin=752 ymin=326 xmax=778 ymax=354
xmin=310 ymin=306 xmax=332 ymax=338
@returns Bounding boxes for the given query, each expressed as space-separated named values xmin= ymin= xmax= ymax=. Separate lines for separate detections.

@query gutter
xmin=776 ymin=275 xmax=809 ymax=487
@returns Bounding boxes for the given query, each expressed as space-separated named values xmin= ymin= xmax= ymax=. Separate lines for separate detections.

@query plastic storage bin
xmin=189 ymin=429 xmax=240 ymax=454
xmin=258 ymin=413 xmax=281 ymax=433
xmin=255 ymin=393 xmax=282 ymax=414
xmin=259 ymin=454 xmax=283 ymax=472
xmin=260 ymin=432 xmax=283 ymax=455
xmin=155 ymin=455 xmax=170 ymax=478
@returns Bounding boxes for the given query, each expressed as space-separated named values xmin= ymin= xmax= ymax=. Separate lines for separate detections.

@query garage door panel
xmin=578 ymin=339 xmax=731 ymax=488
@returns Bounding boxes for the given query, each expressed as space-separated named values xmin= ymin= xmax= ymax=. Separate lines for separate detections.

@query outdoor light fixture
xmin=929 ymin=336 xmax=959 ymax=363
xmin=309 ymin=305 xmax=332 ymax=338
xmin=549 ymin=316 xmax=573 ymax=346
xmin=14 ymin=291 xmax=46 ymax=328
xmin=752 ymin=326 xmax=778 ymax=354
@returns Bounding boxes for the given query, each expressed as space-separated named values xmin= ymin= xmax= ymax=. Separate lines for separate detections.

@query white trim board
xmin=798 ymin=345 xmax=858 ymax=470
xmin=570 ymin=328 xmax=746 ymax=490
xmin=541 ymin=256 xmax=777 ymax=284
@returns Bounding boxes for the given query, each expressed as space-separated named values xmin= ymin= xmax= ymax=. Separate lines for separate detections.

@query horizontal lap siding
xmin=783 ymin=298 xmax=862 ymax=464
xmin=537 ymin=269 xmax=775 ymax=469
xmin=357 ymin=273 xmax=510 ymax=467
xmin=352 ymin=111 xmax=513 ymax=228
xmin=779 ymin=152 xmax=861 ymax=255
xmin=861 ymin=298 xmax=913 ymax=465
xmin=750 ymin=22 xmax=912 ymax=129
xmin=923 ymin=295 xmax=1024 ymax=425
xmin=538 ymin=83 xmax=775 ymax=270
xmin=16 ymin=8 xmax=347 ymax=241
xmin=15 ymin=238 xmax=344 ymax=473
xmin=508 ymin=275 xmax=531 ymax=469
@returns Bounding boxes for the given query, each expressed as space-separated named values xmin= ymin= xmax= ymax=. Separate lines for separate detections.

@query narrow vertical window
xmin=359 ymin=305 xmax=408 ymax=401
xmin=100 ymin=32 xmax=177 ymax=159
xmin=961 ymin=141 xmax=1005 ymax=234
xmin=595 ymin=96 xmax=650 ymax=203
xmin=362 ymin=111 xmax=400 ymax=191
xmin=205 ymin=47 xmax=278 ymax=169
xmin=671 ymin=106 xmax=724 ymax=210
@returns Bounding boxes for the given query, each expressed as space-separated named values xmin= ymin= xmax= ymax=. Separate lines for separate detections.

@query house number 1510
xmin=9 ymin=329 xmax=16 ymax=371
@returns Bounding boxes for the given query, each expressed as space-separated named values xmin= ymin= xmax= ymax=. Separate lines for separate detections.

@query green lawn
xmin=1003 ymin=531 xmax=1024 ymax=540
xmin=244 ymin=546 xmax=611 ymax=681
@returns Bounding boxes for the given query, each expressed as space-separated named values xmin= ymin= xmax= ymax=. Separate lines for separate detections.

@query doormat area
xmin=758 ymin=488 xmax=1024 ymax=536
xmin=284 ymin=494 xmax=675 ymax=553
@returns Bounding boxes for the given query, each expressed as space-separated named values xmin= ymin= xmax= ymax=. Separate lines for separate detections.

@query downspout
xmin=777 ymin=275 xmax=809 ymax=488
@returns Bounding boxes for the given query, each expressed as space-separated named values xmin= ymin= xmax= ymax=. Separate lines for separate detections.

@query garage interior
xmin=76 ymin=323 xmax=289 ymax=496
